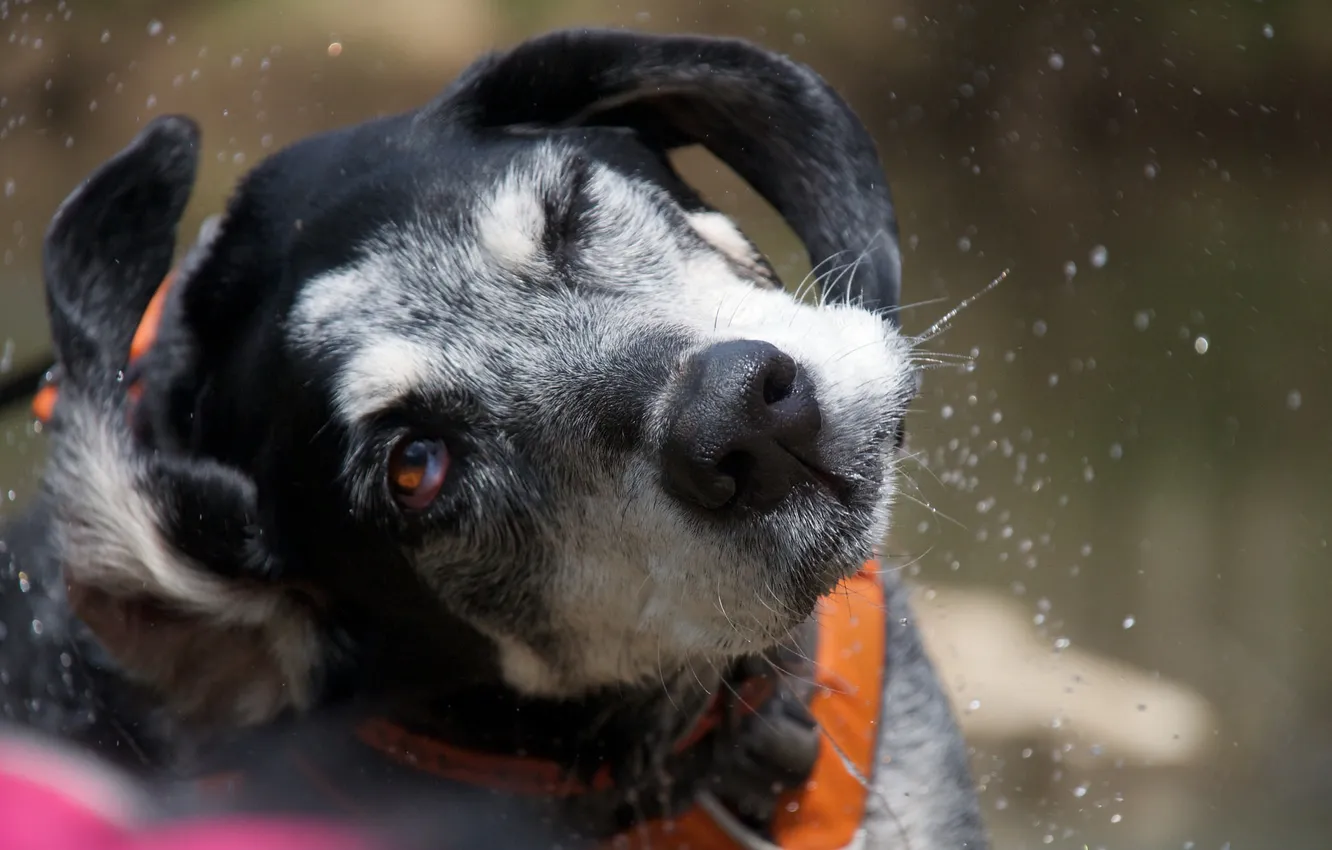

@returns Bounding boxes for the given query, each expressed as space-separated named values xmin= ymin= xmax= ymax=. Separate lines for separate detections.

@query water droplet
xmin=1048 ymin=52 xmax=1065 ymax=71
xmin=327 ymin=42 xmax=343 ymax=58
xmin=957 ymin=236 xmax=972 ymax=252
xmin=1063 ymin=260 xmax=1077 ymax=280
xmin=1194 ymin=335 xmax=1210 ymax=355
xmin=1109 ymin=443 xmax=1123 ymax=460
xmin=30 ymin=619 xmax=43 ymax=636
xmin=1032 ymin=319 xmax=1048 ymax=337
xmin=1122 ymin=615 xmax=1136 ymax=629
xmin=2 ymin=179 xmax=13 ymax=198
xmin=1048 ymin=373 xmax=1059 ymax=387
xmin=145 ymin=94 xmax=157 ymax=109
xmin=941 ymin=404 xmax=954 ymax=420
xmin=1262 ymin=23 xmax=1274 ymax=39
xmin=100 ymin=29 xmax=111 ymax=44
xmin=1287 ymin=390 xmax=1302 ymax=411
xmin=967 ymin=699 xmax=981 ymax=711
xmin=1054 ymin=636 xmax=1071 ymax=651
xmin=1144 ymin=162 xmax=1159 ymax=179
xmin=1133 ymin=310 xmax=1151 ymax=331
xmin=1110 ymin=813 xmax=1122 ymax=824
xmin=892 ymin=16 xmax=907 ymax=32
xmin=147 ymin=19 xmax=162 ymax=36
xmin=1083 ymin=464 xmax=1095 ymax=482
xmin=1072 ymin=783 xmax=1088 ymax=798
xmin=1089 ymin=244 xmax=1108 ymax=268
xmin=230 ymin=54 xmax=243 ymax=69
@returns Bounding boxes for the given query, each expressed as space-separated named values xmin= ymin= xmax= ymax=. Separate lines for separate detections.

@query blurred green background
xmin=1 ymin=1 xmax=1329 ymax=847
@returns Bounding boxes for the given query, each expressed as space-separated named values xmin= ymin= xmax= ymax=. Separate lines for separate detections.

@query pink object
xmin=0 ymin=733 xmax=377 ymax=850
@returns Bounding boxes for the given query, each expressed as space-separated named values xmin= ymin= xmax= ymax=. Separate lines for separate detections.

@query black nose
xmin=661 ymin=340 xmax=823 ymax=512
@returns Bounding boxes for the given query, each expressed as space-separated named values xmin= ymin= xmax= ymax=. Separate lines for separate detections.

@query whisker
xmin=872 ymin=294 xmax=951 ymax=320
xmin=895 ymin=488 xmax=967 ymax=530
xmin=914 ymin=267 xmax=1009 ymax=344
xmin=656 ymin=632 xmax=680 ymax=713
xmin=790 ymin=250 xmax=850 ymax=305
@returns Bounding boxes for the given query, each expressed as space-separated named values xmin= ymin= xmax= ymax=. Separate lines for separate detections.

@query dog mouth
xmin=779 ymin=441 xmax=854 ymax=504
xmin=709 ymin=441 xmax=856 ymax=511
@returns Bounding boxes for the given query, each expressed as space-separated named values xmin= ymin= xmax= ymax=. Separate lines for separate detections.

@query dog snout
xmin=661 ymin=340 xmax=823 ymax=512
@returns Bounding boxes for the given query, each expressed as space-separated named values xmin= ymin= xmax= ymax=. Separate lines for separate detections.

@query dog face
xmin=38 ymin=30 xmax=915 ymax=717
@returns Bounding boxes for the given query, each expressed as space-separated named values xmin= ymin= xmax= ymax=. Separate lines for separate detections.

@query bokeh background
xmin=2 ymin=1 xmax=1329 ymax=847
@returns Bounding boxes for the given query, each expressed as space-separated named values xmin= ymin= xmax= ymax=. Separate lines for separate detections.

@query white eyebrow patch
xmin=685 ymin=211 xmax=756 ymax=266
xmin=476 ymin=176 xmax=547 ymax=270
xmin=335 ymin=336 xmax=440 ymax=423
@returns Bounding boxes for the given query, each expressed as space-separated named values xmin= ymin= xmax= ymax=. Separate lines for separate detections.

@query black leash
xmin=0 ymin=356 xmax=52 ymax=414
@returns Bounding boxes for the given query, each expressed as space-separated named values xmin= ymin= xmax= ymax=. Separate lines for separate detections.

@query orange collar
xmin=35 ymin=269 xmax=889 ymax=849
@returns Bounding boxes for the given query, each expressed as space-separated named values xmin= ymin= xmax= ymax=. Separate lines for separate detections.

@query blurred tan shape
xmin=912 ymin=583 xmax=1218 ymax=768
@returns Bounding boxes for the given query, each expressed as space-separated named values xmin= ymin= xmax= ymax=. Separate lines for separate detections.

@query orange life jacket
xmin=34 ymin=271 xmax=890 ymax=850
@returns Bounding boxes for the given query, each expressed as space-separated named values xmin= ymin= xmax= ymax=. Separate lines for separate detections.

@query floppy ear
xmin=42 ymin=115 xmax=199 ymax=394
xmin=438 ymin=28 xmax=901 ymax=317
xmin=35 ymin=119 xmax=324 ymax=727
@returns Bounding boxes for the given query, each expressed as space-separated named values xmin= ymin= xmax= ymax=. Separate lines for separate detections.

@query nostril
xmin=758 ymin=351 xmax=798 ymax=406
xmin=715 ymin=451 xmax=753 ymax=505
xmin=762 ymin=368 xmax=794 ymax=405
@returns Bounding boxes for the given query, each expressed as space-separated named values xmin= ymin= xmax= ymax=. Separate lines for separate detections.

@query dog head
xmin=39 ymin=29 xmax=916 ymax=722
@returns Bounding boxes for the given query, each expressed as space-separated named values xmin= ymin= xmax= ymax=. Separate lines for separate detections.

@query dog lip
xmin=778 ymin=442 xmax=852 ymax=503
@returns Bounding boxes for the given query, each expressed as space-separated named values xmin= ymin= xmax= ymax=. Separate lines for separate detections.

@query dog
xmin=0 ymin=28 xmax=988 ymax=849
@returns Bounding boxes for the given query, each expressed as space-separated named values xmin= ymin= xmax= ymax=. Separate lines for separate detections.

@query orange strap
xmin=609 ymin=563 xmax=886 ymax=850
xmin=355 ymin=717 xmax=615 ymax=798
xmin=31 ymin=270 xmax=175 ymax=423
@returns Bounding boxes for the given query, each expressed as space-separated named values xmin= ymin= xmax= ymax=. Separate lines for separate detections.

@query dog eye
xmin=387 ymin=437 xmax=449 ymax=511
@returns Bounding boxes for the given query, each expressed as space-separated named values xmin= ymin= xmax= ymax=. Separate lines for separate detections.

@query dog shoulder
xmin=864 ymin=569 xmax=990 ymax=849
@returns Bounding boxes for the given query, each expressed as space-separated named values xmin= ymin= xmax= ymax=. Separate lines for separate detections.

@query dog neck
xmin=332 ymin=605 xmax=729 ymax=779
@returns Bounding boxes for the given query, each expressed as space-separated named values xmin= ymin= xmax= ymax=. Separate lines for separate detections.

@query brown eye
xmin=388 ymin=437 xmax=449 ymax=511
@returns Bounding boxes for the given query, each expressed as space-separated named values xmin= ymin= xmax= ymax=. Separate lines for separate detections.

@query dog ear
xmin=42 ymin=395 xmax=324 ymax=727
xmin=42 ymin=115 xmax=199 ymax=393
xmin=438 ymin=28 xmax=901 ymax=317
xmin=37 ymin=118 xmax=324 ymax=726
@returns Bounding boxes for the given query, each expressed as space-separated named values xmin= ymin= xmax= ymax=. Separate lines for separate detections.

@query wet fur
xmin=0 ymin=28 xmax=987 ymax=849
